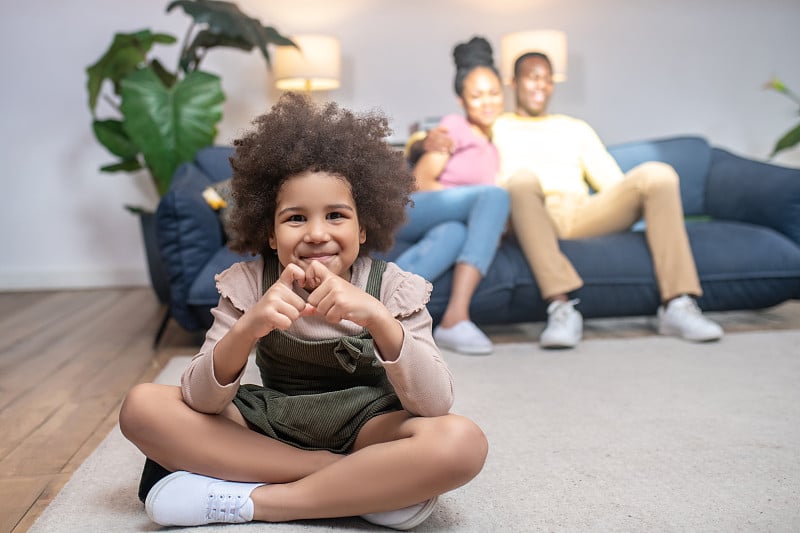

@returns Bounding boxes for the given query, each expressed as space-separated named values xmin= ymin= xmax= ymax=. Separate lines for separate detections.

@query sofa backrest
xmin=608 ymin=136 xmax=711 ymax=216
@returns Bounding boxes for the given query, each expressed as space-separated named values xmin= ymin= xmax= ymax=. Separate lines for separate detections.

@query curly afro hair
xmin=227 ymin=93 xmax=415 ymax=257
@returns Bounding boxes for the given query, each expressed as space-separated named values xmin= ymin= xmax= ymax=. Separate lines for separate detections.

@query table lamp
xmin=274 ymin=34 xmax=341 ymax=94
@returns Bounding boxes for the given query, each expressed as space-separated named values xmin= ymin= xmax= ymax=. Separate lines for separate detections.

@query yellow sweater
xmin=492 ymin=113 xmax=624 ymax=196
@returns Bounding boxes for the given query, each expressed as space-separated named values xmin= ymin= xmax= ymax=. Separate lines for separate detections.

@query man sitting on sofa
xmin=423 ymin=51 xmax=723 ymax=348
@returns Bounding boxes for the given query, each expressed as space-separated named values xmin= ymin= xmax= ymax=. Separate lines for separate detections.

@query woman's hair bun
xmin=453 ymin=36 xmax=495 ymax=70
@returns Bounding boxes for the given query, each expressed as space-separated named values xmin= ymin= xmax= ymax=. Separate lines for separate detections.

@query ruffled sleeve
xmin=214 ymin=258 xmax=263 ymax=313
xmin=381 ymin=263 xmax=432 ymax=318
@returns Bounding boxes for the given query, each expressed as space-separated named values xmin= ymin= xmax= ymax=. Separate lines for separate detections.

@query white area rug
xmin=30 ymin=331 xmax=800 ymax=532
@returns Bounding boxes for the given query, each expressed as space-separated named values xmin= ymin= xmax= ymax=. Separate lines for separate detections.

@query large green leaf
xmin=167 ymin=0 xmax=295 ymax=72
xmin=771 ymin=122 xmax=800 ymax=157
xmin=119 ymin=68 xmax=224 ymax=195
xmin=86 ymin=30 xmax=176 ymax=112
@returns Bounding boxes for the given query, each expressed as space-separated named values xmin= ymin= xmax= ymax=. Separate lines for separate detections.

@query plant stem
xmin=179 ymin=22 xmax=196 ymax=74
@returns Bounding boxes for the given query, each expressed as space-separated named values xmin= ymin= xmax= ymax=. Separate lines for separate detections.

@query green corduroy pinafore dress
xmin=232 ymin=256 xmax=403 ymax=453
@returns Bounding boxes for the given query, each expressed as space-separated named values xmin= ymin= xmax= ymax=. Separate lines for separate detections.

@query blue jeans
xmin=394 ymin=185 xmax=510 ymax=281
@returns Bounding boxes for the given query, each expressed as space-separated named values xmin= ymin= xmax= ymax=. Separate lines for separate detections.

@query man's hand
xmin=422 ymin=125 xmax=455 ymax=154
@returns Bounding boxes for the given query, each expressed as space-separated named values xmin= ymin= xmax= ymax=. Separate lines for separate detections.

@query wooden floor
xmin=0 ymin=288 xmax=201 ymax=533
xmin=1 ymin=288 xmax=798 ymax=533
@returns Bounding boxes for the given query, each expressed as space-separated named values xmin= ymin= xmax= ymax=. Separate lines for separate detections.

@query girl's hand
xmin=238 ymin=263 xmax=315 ymax=340
xmin=303 ymin=260 xmax=390 ymax=329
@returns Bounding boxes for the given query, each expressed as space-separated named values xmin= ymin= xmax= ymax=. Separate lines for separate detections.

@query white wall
xmin=2 ymin=0 xmax=799 ymax=290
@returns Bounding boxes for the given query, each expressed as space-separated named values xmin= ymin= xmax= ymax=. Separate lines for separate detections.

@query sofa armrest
xmin=156 ymin=161 xmax=225 ymax=330
xmin=706 ymin=148 xmax=800 ymax=246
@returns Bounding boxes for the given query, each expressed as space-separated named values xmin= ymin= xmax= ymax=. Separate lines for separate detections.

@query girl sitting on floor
xmin=119 ymin=93 xmax=488 ymax=530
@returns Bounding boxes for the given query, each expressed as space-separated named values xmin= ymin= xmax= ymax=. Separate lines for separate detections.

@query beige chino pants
xmin=505 ymin=162 xmax=702 ymax=302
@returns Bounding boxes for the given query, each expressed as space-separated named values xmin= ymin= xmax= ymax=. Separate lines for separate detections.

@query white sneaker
xmin=145 ymin=471 xmax=263 ymax=526
xmin=433 ymin=320 xmax=493 ymax=355
xmin=540 ymin=299 xmax=582 ymax=349
xmin=361 ymin=496 xmax=438 ymax=530
xmin=657 ymin=295 xmax=723 ymax=342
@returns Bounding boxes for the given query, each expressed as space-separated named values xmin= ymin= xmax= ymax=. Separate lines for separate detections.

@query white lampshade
xmin=274 ymin=34 xmax=341 ymax=92
xmin=500 ymin=30 xmax=568 ymax=84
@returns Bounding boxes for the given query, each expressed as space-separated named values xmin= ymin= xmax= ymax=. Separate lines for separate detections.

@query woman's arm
xmin=413 ymin=150 xmax=450 ymax=191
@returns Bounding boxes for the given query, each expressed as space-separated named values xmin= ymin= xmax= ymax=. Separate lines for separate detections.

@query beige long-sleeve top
xmin=180 ymin=256 xmax=455 ymax=418
xmin=493 ymin=112 xmax=625 ymax=195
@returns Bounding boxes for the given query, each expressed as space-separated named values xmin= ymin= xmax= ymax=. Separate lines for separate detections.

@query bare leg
xmin=250 ymin=411 xmax=488 ymax=522
xmin=122 ymin=385 xmax=487 ymax=522
xmin=119 ymin=383 xmax=340 ymax=483
xmin=439 ymin=263 xmax=481 ymax=328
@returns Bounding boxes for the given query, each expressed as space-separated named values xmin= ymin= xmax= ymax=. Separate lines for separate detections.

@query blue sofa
xmin=156 ymin=136 xmax=800 ymax=332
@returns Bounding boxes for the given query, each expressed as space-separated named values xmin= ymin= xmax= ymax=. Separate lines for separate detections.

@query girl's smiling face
xmin=269 ymin=171 xmax=366 ymax=281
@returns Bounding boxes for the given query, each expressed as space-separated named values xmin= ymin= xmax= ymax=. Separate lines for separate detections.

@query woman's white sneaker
xmin=433 ymin=320 xmax=493 ymax=355
xmin=145 ymin=470 xmax=263 ymax=526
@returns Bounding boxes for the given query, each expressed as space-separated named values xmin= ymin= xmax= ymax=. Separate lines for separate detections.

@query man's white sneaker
xmin=657 ymin=295 xmax=723 ymax=342
xmin=540 ymin=299 xmax=582 ymax=349
xmin=145 ymin=471 xmax=263 ymax=526
xmin=361 ymin=496 xmax=438 ymax=530
xmin=433 ymin=320 xmax=493 ymax=355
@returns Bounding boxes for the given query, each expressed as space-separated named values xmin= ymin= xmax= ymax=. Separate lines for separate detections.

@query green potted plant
xmin=764 ymin=77 xmax=800 ymax=158
xmin=86 ymin=0 xmax=295 ymax=304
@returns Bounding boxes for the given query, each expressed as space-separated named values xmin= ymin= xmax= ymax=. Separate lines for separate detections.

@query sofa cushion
xmin=687 ymin=220 xmax=800 ymax=307
xmin=608 ymin=136 xmax=711 ymax=216
xmin=422 ymin=221 xmax=800 ymax=325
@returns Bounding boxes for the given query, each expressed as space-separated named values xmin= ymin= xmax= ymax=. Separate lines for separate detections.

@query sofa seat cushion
xmin=422 ymin=220 xmax=800 ymax=325
xmin=686 ymin=221 xmax=800 ymax=311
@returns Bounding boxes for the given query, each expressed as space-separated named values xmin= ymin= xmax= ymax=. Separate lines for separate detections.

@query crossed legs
xmin=119 ymin=382 xmax=488 ymax=522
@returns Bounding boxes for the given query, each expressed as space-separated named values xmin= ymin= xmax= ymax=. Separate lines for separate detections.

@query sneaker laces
xmin=206 ymin=491 xmax=248 ymax=523
xmin=548 ymin=298 xmax=580 ymax=323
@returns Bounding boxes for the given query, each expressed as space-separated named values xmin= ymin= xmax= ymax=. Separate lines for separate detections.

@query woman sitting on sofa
xmin=393 ymin=36 xmax=508 ymax=355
